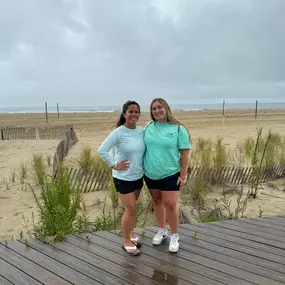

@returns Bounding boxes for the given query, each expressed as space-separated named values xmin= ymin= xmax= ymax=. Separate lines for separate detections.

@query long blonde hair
xmin=150 ymin=98 xmax=190 ymax=136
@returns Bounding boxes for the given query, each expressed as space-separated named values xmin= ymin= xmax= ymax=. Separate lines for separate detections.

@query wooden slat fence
xmin=38 ymin=124 xmax=74 ymax=140
xmin=68 ymin=168 xmax=111 ymax=192
xmin=0 ymin=125 xmax=73 ymax=140
xmin=188 ymin=164 xmax=285 ymax=186
xmin=0 ymin=125 xmax=36 ymax=140
xmin=68 ymin=164 xmax=285 ymax=192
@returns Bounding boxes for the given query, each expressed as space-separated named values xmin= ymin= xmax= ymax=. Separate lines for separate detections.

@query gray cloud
xmin=0 ymin=0 xmax=285 ymax=108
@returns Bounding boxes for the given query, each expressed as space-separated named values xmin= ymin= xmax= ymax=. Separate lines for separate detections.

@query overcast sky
xmin=0 ymin=0 xmax=285 ymax=107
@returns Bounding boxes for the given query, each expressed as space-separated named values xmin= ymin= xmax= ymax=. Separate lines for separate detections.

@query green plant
xmin=249 ymin=128 xmax=272 ymax=198
xmin=213 ymin=137 xmax=228 ymax=169
xmin=181 ymin=173 xmax=208 ymax=207
xmin=76 ymin=145 xmax=95 ymax=174
xmin=243 ymin=137 xmax=255 ymax=161
xmin=221 ymin=186 xmax=248 ymax=219
xmin=46 ymin=153 xmax=52 ymax=166
xmin=31 ymin=153 xmax=45 ymax=187
xmin=29 ymin=167 xmax=83 ymax=242
xmin=19 ymin=163 xmax=28 ymax=184
xmin=10 ymin=169 xmax=17 ymax=183
xmin=108 ymin=175 xmax=119 ymax=209
xmin=258 ymin=206 xmax=263 ymax=217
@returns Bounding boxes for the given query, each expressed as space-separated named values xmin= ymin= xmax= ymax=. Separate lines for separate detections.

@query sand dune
xmin=1 ymin=109 xmax=285 ymax=240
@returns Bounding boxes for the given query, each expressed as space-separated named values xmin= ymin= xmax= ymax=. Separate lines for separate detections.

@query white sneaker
xmin=169 ymin=234 xmax=180 ymax=253
xmin=152 ymin=228 xmax=168 ymax=245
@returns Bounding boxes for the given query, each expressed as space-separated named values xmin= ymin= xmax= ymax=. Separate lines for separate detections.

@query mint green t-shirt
xmin=143 ymin=121 xmax=192 ymax=180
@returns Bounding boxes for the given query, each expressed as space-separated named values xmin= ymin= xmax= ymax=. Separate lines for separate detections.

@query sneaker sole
xmin=152 ymin=236 xmax=168 ymax=245
xmin=169 ymin=248 xmax=179 ymax=253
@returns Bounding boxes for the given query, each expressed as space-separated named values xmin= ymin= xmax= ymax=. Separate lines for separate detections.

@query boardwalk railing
xmin=0 ymin=124 xmax=74 ymax=140
xmin=67 ymin=164 xmax=285 ymax=192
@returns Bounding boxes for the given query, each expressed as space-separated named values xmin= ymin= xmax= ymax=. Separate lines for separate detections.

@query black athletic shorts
xmin=144 ymin=172 xmax=180 ymax=191
xmin=113 ymin=177 xmax=144 ymax=194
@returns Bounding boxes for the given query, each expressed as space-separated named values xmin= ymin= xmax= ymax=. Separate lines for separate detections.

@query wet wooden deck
xmin=1 ymin=215 xmax=285 ymax=285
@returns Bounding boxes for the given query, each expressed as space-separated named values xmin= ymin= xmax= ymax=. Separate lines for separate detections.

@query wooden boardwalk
xmin=1 ymin=215 xmax=285 ymax=285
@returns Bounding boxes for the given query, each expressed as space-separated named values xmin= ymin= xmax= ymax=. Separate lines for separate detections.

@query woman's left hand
xmin=177 ymin=176 xmax=186 ymax=188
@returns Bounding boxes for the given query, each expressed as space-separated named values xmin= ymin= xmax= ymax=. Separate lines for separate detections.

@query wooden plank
xmin=0 ymin=275 xmax=14 ymax=285
xmin=69 ymin=232 xmax=193 ymax=285
xmin=180 ymin=224 xmax=285 ymax=258
xmin=193 ymin=222 xmax=285 ymax=250
xmin=10 ymin=239 xmax=99 ymax=285
xmin=23 ymin=237 xmax=147 ymax=285
xmin=73 ymin=232 xmax=217 ymax=285
xmin=263 ymin=216 xmax=285 ymax=226
xmin=231 ymin=168 xmax=239 ymax=185
xmin=142 ymin=227 xmax=285 ymax=282
xmin=59 ymin=235 xmax=164 ymax=285
xmin=244 ymin=167 xmax=252 ymax=184
xmin=83 ymin=170 xmax=93 ymax=192
xmin=217 ymin=220 xmax=285 ymax=243
xmin=0 ymin=258 xmax=41 ymax=285
xmin=0 ymin=242 xmax=65 ymax=285
xmin=176 ymin=224 xmax=285 ymax=268
xmin=237 ymin=219 xmax=285 ymax=237
xmin=261 ymin=216 xmax=285 ymax=227
xmin=93 ymin=231 xmax=254 ymax=285
xmin=88 ymin=170 xmax=97 ymax=192
xmin=238 ymin=217 xmax=285 ymax=231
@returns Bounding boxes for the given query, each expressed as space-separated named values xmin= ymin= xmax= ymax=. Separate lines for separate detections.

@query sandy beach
xmin=1 ymin=108 xmax=285 ymax=240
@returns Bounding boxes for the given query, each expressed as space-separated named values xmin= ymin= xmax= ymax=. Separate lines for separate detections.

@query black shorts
xmin=113 ymin=177 xmax=144 ymax=195
xmin=144 ymin=172 xmax=180 ymax=191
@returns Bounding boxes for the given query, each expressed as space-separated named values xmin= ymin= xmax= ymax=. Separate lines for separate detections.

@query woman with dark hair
xmin=98 ymin=100 xmax=145 ymax=256
xmin=143 ymin=98 xmax=192 ymax=253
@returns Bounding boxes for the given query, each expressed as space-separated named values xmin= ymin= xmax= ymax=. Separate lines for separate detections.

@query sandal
xmin=130 ymin=235 xmax=142 ymax=248
xmin=122 ymin=245 xmax=141 ymax=256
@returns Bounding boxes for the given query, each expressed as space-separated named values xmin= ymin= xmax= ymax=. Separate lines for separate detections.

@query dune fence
xmin=52 ymin=129 xmax=79 ymax=176
xmin=0 ymin=126 xmax=36 ymax=140
xmin=64 ymin=164 xmax=285 ymax=192
xmin=38 ymin=124 xmax=74 ymax=140
xmin=0 ymin=124 xmax=74 ymax=140
xmin=187 ymin=164 xmax=285 ymax=185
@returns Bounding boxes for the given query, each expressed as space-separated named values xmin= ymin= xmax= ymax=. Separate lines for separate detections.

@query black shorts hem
xmin=144 ymin=172 xmax=180 ymax=191
xmin=113 ymin=177 xmax=144 ymax=194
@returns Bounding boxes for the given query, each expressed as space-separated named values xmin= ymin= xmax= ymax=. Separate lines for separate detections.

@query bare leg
xmin=119 ymin=192 xmax=138 ymax=253
xmin=149 ymin=189 xmax=166 ymax=229
xmin=130 ymin=189 xmax=142 ymax=241
xmin=162 ymin=191 xmax=179 ymax=234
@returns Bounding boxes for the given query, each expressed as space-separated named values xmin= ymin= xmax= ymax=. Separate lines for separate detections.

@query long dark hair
xmin=116 ymin=100 xmax=141 ymax=128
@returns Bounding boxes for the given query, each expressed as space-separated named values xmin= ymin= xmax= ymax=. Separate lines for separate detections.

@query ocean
xmin=1 ymin=101 xmax=285 ymax=113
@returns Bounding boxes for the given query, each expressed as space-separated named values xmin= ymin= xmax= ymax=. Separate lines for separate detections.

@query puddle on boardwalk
xmin=152 ymin=268 xmax=178 ymax=284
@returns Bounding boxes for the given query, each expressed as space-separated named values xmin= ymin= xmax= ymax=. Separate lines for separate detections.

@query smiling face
xmin=151 ymin=100 xmax=167 ymax=122
xmin=124 ymin=104 xmax=140 ymax=125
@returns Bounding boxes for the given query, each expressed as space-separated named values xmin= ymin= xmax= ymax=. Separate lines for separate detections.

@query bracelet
xmin=180 ymin=176 xmax=186 ymax=180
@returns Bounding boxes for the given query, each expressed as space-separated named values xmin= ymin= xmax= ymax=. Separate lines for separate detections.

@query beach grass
xmin=5 ymin=126 xmax=284 ymax=243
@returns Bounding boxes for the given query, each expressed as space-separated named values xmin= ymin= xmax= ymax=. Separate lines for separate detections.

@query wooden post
xmin=45 ymin=102 xmax=48 ymax=123
xmin=222 ymin=100 xmax=225 ymax=116
xmin=57 ymin=102 xmax=59 ymax=119
xmin=0 ymin=128 xmax=3 ymax=140
xmin=255 ymin=100 xmax=258 ymax=119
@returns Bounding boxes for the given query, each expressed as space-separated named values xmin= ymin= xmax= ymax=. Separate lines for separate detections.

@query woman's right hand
xmin=113 ymin=160 xmax=130 ymax=170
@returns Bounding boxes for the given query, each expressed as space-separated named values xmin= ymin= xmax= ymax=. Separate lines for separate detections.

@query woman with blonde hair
xmin=143 ymin=98 xmax=191 ymax=253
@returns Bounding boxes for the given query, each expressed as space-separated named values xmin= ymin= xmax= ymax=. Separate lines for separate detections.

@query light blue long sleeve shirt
xmin=98 ymin=125 xmax=145 ymax=181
